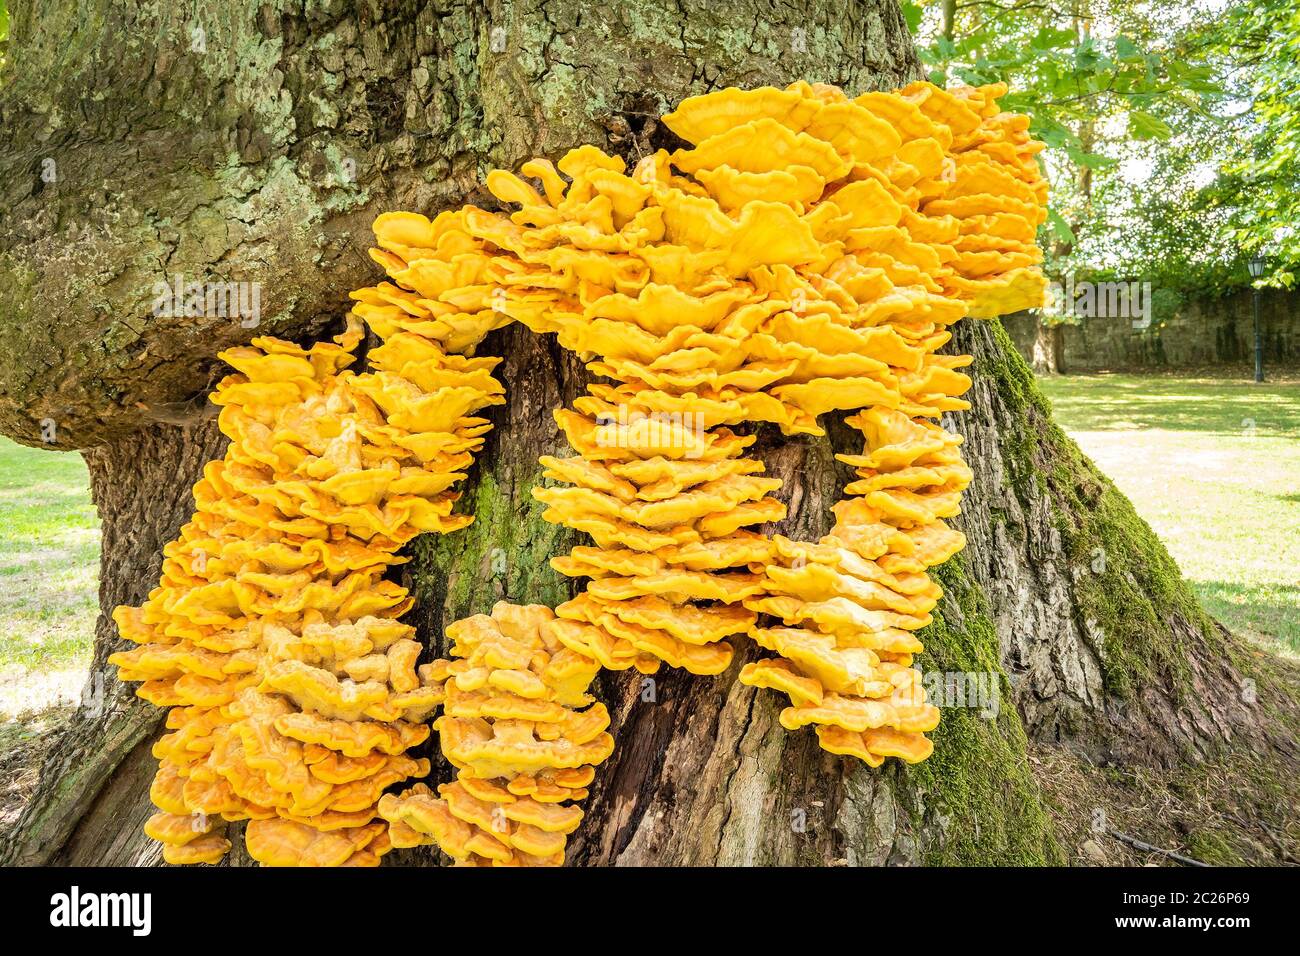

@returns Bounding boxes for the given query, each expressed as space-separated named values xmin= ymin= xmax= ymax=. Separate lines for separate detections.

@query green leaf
xmin=1115 ymin=35 xmax=1141 ymax=61
xmin=1030 ymin=113 xmax=1075 ymax=149
xmin=1032 ymin=26 xmax=1077 ymax=51
xmin=1129 ymin=110 xmax=1173 ymax=140
xmin=898 ymin=1 xmax=923 ymax=33
xmin=1047 ymin=208 xmax=1077 ymax=245
xmin=1066 ymin=147 xmax=1117 ymax=168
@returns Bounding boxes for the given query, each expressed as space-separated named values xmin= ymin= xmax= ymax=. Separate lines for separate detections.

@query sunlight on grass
xmin=1040 ymin=374 xmax=1300 ymax=651
xmin=0 ymin=437 xmax=98 ymax=711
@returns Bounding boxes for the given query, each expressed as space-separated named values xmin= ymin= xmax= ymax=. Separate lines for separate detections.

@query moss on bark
xmin=910 ymin=555 xmax=1065 ymax=865
xmin=976 ymin=319 xmax=1218 ymax=700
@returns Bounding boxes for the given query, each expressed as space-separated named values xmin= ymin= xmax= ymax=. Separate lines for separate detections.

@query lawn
xmin=1038 ymin=373 xmax=1300 ymax=652
xmin=0 ymin=436 xmax=99 ymax=717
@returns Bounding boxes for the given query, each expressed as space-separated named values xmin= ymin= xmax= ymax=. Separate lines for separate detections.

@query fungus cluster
xmin=110 ymin=271 xmax=507 ymax=864
xmin=113 ymin=79 xmax=1046 ymax=865
xmin=377 ymin=601 xmax=613 ymax=865
xmin=379 ymin=79 xmax=1045 ymax=776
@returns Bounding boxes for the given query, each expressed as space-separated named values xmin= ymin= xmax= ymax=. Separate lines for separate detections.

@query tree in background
xmin=902 ymin=0 xmax=1300 ymax=362
xmin=1189 ymin=0 xmax=1299 ymax=286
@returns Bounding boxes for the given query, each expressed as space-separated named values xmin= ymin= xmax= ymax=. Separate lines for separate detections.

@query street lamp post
xmin=1248 ymin=253 xmax=1266 ymax=383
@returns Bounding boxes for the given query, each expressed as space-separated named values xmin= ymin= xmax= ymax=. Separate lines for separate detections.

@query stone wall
xmin=1006 ymin=287 xmax=1300 ymax=372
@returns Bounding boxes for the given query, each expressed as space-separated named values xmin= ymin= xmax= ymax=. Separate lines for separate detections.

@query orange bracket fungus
xmin=113 ymin=79 xmax=1046 ymax=865
xmin=377 ymin=601 xmax=612 ymax=865
xmin=111 ymin=291 xmax=506 ymax=865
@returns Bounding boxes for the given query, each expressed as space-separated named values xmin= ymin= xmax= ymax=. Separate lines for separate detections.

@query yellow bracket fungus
xmin=114 ymin=78 xmax=1046 ymax=865
xmin=378 ymin=602 xmax=612 ymax=866
xmin=111 ymin=261 xmax=506 ymax=865
xmin=373 ymin=78 xmax=1044 ymax=774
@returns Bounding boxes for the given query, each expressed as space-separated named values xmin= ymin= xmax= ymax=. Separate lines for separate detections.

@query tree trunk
xmin=0 ymin=0 xmax=1289 ymax=867
xmin=1029 ymin=318 xmax=1062 ymax=375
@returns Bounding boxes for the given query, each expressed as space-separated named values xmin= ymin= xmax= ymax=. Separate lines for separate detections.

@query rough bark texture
xmin=1028 ymin=318 xmax=1062 ymax=375
xmin=0 ymin=0 xmax=1288 ymax=867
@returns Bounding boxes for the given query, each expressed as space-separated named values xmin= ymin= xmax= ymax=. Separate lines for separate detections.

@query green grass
xmin=1038 ymin=373 xmax=1300 ymax=652
xmin=0 ymin=437 xmax=99 ymax=715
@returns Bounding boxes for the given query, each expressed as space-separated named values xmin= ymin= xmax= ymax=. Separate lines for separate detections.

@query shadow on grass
xmin=1040 ymin=375 xmax=1300 ymax=436
xmin=1194 ymin=580 xmax=1300 ymax=652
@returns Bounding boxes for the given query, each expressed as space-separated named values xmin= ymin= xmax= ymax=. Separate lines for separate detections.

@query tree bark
xmin=0 ymin=0 xmax=1287 ymax=867
xmin=1029 ymin=318 xmax=1062 ymax=375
